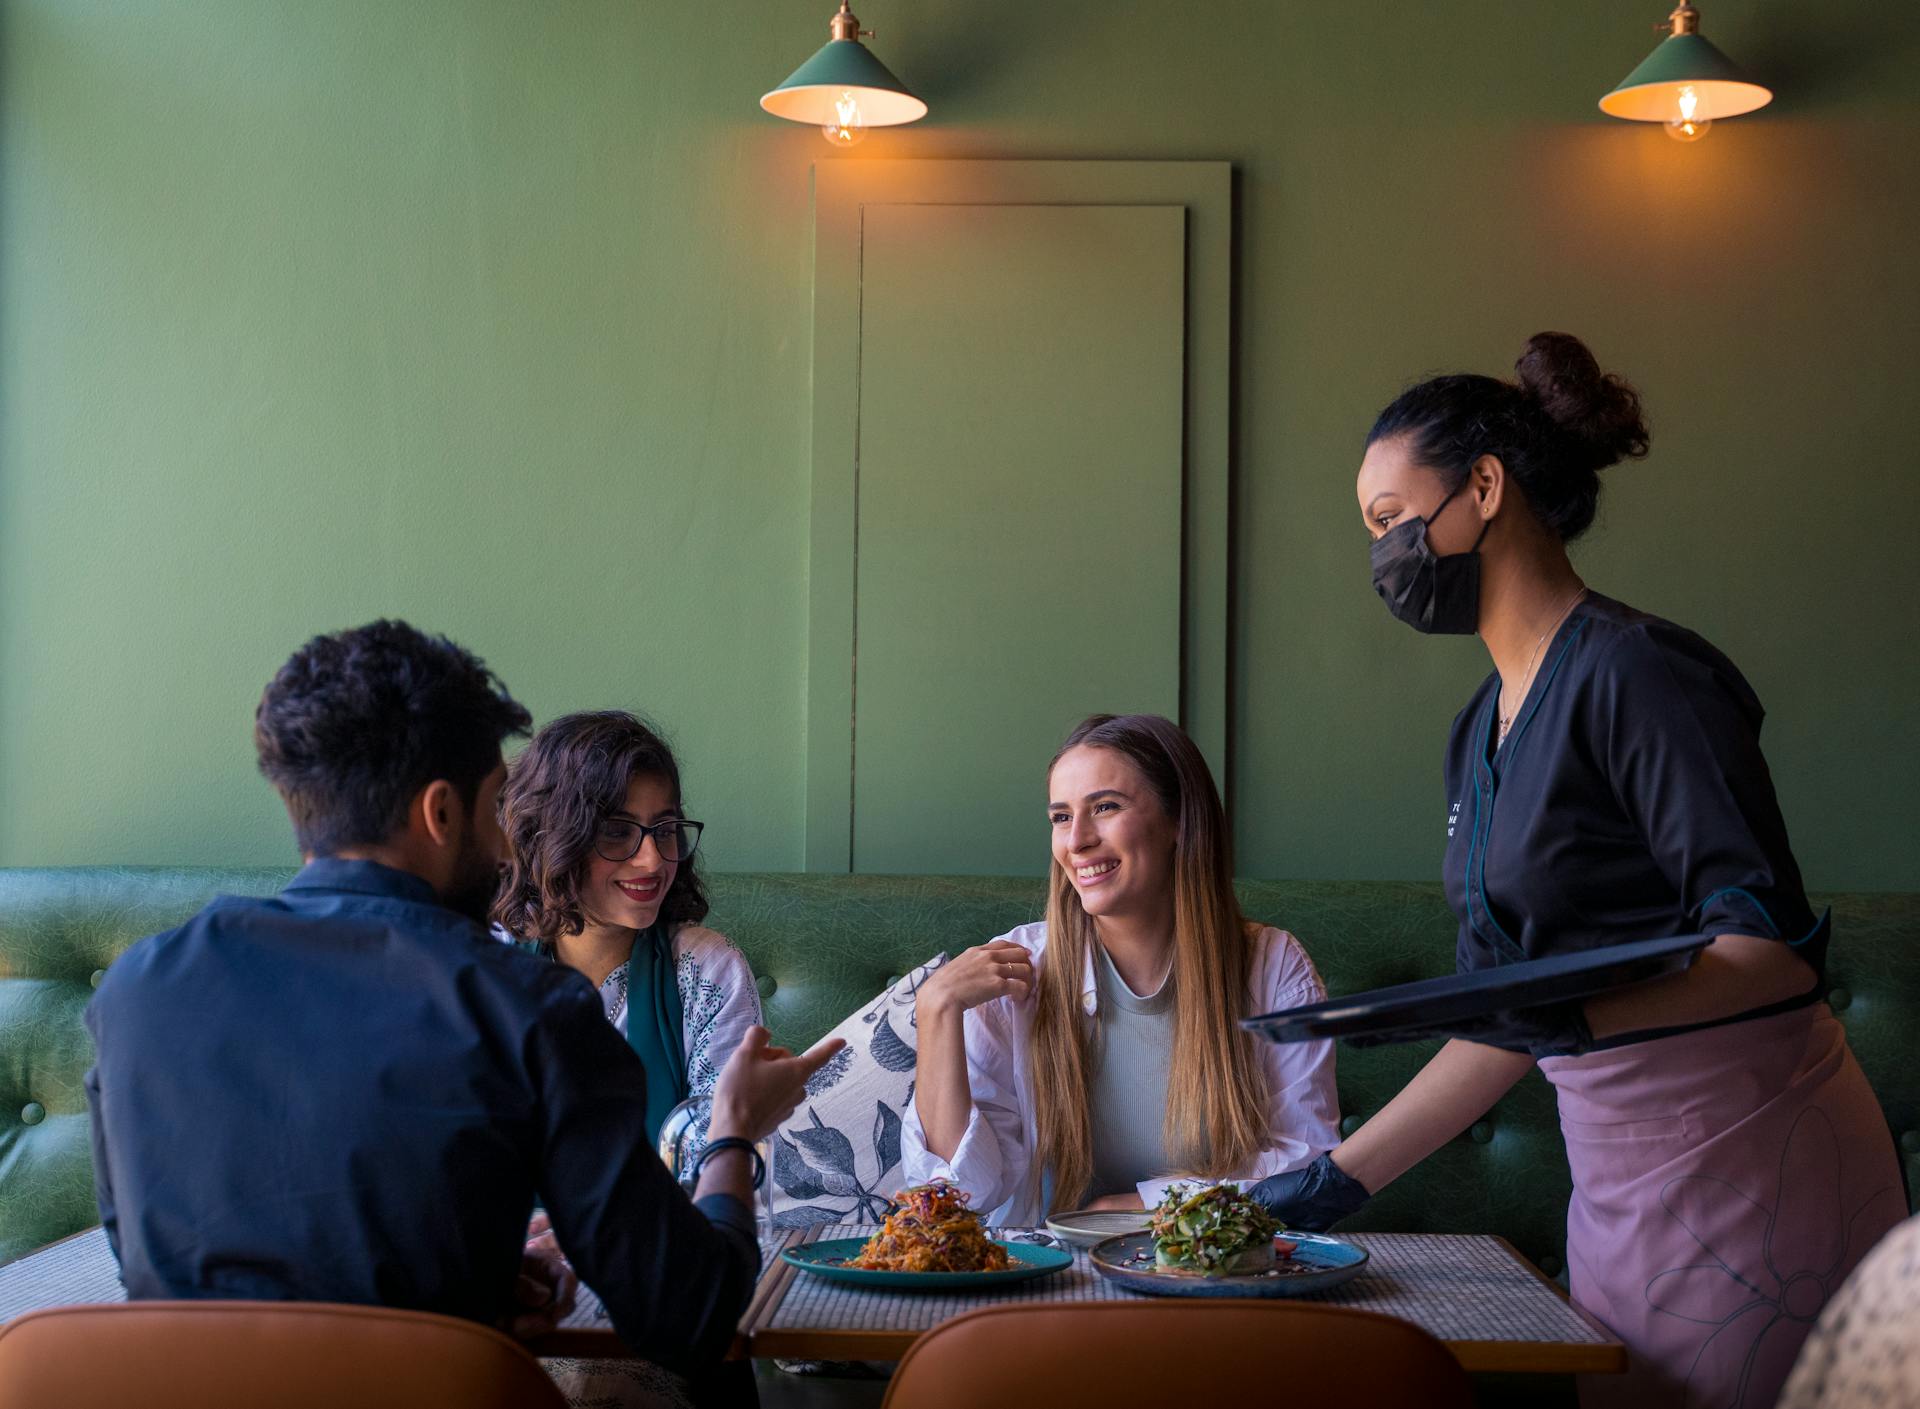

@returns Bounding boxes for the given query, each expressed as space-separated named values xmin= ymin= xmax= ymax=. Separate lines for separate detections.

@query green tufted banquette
xmin=2 ymin=868 xmax=1914 ymax=1270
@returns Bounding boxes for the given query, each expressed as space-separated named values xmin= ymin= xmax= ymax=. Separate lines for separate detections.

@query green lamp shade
xmin=1599 ymin=32 xmax=1772 ymax=122
xmin=760 ymin=38 xmax=927 ymax=127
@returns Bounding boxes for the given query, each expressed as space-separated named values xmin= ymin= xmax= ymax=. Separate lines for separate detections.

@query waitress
xmin=1253 ymin=332 xmax=1904 ymax=1409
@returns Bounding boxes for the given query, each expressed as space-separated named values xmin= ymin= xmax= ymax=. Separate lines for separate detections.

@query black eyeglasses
xmin=593 ymin=817 xmax=705 ymax=864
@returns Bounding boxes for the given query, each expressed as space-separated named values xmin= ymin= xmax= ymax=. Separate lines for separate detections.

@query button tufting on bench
xmin=1469 ymin=1120 xmax=1494 ymax=1145
xmin=1828 ymin=986 xmax=1853 ymax=1013
xmin=2 ymin=869 xmax=1910 ymax=1277
xmin=1340 ymin=1115 xmax=1364 ymax=1138
xmin=90 ymin=969 xmax=106 ymax=989
xmin=1538 ymin=1253 xmax=1563 ymax=1278
xmin=20 ymin=1102 xmax=45 ymax=1126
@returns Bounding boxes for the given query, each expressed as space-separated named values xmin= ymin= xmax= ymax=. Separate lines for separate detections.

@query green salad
xmin=1149 ymin=1182 xmax=1284 ymax=1274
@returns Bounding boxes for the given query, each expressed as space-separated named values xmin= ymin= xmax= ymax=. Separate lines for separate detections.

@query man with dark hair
xmin=84 ymin=619 xmax=839 ymax=1377
xmin=251 ymin=618 xmax=528 ymax=920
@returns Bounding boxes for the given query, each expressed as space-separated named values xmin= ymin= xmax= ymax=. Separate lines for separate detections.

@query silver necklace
xmin=1498 ymin=586 xmax=1588 ymax=743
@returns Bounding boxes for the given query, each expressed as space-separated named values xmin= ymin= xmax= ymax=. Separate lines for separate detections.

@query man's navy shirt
xmin=84 ymin=859 xmax=756 ymax=1369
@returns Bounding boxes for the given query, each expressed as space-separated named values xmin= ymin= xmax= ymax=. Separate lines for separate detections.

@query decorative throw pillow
xmin=767 ymin=952 xmax=948 ymax=1229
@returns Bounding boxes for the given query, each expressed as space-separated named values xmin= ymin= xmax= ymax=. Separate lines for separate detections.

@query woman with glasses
xmin=493 ymin=711 xmax=760 ymax=1154
xmin=494 ymin=713 xmax=764 ymax=1409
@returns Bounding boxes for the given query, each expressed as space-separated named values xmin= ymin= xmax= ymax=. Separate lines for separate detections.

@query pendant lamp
xmin=1599 ymin=2 xmax=1772 ymax=142
xmin=761 ymin=1 xmax=928 ymax=148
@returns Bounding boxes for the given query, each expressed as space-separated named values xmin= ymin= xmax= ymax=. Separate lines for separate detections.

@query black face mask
xmin=1369 ymin=483 xmax=1490 ymax=635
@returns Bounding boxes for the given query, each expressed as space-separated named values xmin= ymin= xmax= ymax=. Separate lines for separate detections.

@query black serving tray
xmin=1240 ymin=933 xmax=1712 ymax=1046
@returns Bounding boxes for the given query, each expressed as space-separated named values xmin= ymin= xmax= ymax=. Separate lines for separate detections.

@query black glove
xmin=1246 ymin=1153 xmax=1371 ymax=1232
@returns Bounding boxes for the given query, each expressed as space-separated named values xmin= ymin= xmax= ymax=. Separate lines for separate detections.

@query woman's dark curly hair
xmin=491 ymin=710 xmax=709 ymax=942
xmin=1366 ymin=331 xmax=1651 ymax=543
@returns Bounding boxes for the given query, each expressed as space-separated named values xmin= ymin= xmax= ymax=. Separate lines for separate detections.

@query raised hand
xmin=916 ymin=939 xmax=1035 ymax=1018
xmin=708 ymin=1025 xmax=846 ymax=1143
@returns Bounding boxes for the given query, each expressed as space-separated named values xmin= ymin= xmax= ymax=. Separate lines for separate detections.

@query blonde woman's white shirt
xmin=900 ymin=922 xmax=1341 ymax=1226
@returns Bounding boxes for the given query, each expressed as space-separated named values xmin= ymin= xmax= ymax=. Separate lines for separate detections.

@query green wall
xmin=2 ymin=0 xmax=1915 ymax=889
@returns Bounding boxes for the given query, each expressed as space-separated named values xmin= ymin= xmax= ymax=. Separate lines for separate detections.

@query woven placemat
xmin=1 ymin=1225 xmax=1603 ymax=1350
xmin=0 ymin=1228 xmax=125 ymax=1322
xmin=557 ymin=1231 xmax=789 ymax=1332
xmin=767 ymin=1226 xmax=1606 ymax=1346
xmin=1310 ymin=1233 xmax=1606 ymax=1344
xmin=0 ymin=1224 xmax=785 ymax=1336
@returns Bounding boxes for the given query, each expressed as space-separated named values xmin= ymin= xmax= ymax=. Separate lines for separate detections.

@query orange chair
xmin=0 ymin=1300 xmax=572 ymax=1409
xmin=881 ymin=1300 xmax=1474 ymax=1409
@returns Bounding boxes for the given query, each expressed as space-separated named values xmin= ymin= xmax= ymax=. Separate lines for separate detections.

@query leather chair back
xmin=0 ymin=1300 xmax=570 ymax=1409
xmin=880 ymin=1299 xmax=1474 ymax=1409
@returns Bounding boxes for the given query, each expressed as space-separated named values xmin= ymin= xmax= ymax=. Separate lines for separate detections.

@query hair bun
xmin=1514 ymin=332 xmax=1650 ymax=471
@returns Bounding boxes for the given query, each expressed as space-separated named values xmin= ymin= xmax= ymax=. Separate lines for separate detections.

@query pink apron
xmin=1539 ymin=1005 xmax=1905 ymax=1409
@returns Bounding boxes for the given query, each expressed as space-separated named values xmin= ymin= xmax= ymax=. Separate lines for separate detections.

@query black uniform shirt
xmin=1441 ymin=594 xmax=1823 ymax=1052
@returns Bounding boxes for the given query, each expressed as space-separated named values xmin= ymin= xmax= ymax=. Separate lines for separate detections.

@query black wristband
xmin=690 ymin=1136 xmax=765 ymax=1191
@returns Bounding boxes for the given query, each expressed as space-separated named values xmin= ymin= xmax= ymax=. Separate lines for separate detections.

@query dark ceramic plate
xmin=1088 ymin=1231 xmax=1369 ymax=1298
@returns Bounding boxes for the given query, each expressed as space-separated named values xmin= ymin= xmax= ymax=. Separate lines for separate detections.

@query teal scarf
xmin=624 ymin=921 xmax=690 ymax=1147
xmin=523 ymin=922 xmax=688 ymax=1147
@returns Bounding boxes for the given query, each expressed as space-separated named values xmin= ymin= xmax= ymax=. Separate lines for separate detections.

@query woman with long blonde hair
xmin=902 ymin=714 xmax=1340 ymax=1223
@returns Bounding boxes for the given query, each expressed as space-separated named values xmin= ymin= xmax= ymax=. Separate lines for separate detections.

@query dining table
xmin=725 ymin=1224 xmax=1624 ymax=1374
xmin=0 ymin=1222 xmax=1625 ymax=1376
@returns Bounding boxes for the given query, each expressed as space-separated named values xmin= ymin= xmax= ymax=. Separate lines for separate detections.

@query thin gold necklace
xmin=1101 ymin=939 xmax=1175 ymax=997
xmin=1499 ymin=585 xmax=1587 ymax=744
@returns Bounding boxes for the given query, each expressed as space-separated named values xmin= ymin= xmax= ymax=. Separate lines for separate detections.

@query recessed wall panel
xmin=850 ymin=203 xmax=1186 ymax=874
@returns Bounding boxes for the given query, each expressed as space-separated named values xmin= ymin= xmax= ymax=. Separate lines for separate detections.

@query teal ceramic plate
xmin=781 ymin=1237 xmax=1074 ymax=1290
xmin=1088 ymin=1230 xmax=1369 ymax=1298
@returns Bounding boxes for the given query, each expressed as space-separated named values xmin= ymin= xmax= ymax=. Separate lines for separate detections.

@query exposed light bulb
xmin=822 ymin=90 xmax=868 ymax=148
xmin=1664 ymin=85 xmax=1712 ymax=142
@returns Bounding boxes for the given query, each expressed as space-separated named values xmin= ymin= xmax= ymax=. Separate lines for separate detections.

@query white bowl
xmin=1045 ymin=1208 xmax=1153 ymax=1249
